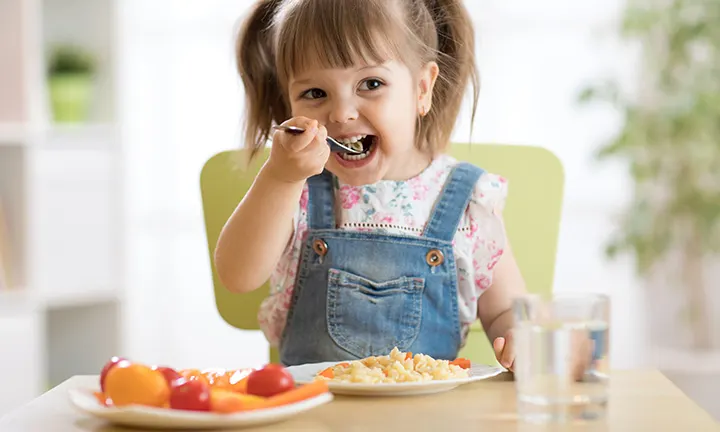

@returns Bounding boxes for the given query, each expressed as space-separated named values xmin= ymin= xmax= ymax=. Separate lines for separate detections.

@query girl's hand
xmin=266 ymin=117 xmax=330 ymax=183
xmin=494 ymin=329 xmax=596 ymax=380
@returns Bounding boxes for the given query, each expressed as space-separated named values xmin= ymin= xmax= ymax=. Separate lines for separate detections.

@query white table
xmin=1 ymin=370 xmax=718 ymax=431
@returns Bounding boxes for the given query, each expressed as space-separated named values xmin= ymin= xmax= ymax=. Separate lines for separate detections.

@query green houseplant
xmin=47 ymin=45 xmax=96 ymax=123
xmin=579 ymin=0 xmax=720 ymax=350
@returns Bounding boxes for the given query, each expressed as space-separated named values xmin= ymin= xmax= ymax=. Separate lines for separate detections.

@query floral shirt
xmin=257 ymin=154 xmax=508 ymax=348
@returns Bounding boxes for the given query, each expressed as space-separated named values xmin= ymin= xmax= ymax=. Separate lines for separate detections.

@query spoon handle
xmin=272 ymin=125 xmax=362 ymax=154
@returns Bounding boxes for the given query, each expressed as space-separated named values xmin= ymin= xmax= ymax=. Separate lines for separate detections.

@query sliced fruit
xmin=179 ymin=368 xmax=210 ymax=385
xmin=228 ymin=369 xmax=253 ymax=393
xmin=210 ymin=389 xmax=266 ymax=413
xmin=93 ymin=391 xmax=111 ymax=407
xmin=260 ymin=381 xmax=329 ymax=409
xmin=211 ymin=381 xmax=328 ymax=413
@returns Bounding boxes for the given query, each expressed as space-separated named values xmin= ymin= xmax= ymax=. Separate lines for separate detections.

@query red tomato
xmin=246 ymin=364 xmax=295 ymax=397
xmin=153 ymin=366 xmax=183 ymax=386
xmin=100 ymin=356 xmax=129 ymax=392
xmin=169 ymin=379 xmax=211 ymax=412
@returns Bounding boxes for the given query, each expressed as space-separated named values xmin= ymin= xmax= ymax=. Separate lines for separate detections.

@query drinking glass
xmin=512 ymin=293 xmax=610 ymax=423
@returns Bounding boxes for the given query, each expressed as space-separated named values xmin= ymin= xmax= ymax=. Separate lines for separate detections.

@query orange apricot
xmin=104 ymin=363 xmax=170 ymax=407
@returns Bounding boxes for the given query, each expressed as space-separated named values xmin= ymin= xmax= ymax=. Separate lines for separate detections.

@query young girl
xmin=215 ymin=0 xmax=528 ymax=368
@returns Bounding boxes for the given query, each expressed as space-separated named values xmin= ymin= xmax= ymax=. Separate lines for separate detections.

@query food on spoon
xmin=349 ymin=140 xmax=363 ymax=152
xmin=340 ymin=135 xmax=370 ymax=153
xmin=315 ymin=347 xmax=470 ymax=384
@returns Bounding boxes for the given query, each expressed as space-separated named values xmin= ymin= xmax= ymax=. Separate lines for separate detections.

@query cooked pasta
xmin=315 ymin=347 xmax=470 ymax=384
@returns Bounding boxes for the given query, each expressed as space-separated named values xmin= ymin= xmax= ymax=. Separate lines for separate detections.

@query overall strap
xmin=306 ymin=170 xmax=336 ymax=230
xmin=422 ymin=162 xmax=485 ymax=241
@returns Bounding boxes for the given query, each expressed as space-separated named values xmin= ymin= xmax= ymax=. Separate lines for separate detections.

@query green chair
xmin=200 ymin=144 xmax=564 ymax=365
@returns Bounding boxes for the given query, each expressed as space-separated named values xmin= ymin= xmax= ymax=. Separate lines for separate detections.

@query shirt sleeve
xmin=269 ymin=184 xmax=308 ymax=295
xmin=467 ymin=172 xmax=508 ymax=292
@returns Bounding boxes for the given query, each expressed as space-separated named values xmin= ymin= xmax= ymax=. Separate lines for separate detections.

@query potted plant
xmin=578 ymin=0 xmax=720 ymax=354
xmin=47 ymin=45 xmax=96 ymax=123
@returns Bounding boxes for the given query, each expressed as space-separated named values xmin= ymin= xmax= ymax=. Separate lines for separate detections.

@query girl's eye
xmin=300 ymin=88 xmax=327 ymax=100
xmin=359 ymin=79 xmax=384 ymax=91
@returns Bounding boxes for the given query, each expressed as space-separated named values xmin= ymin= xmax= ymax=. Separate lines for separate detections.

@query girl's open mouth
xmin=339 ymin=135 xmax=376 ymax=161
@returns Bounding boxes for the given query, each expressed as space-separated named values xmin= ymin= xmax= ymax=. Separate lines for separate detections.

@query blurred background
xmin=0 ymin=0 xmax=718 ymax=419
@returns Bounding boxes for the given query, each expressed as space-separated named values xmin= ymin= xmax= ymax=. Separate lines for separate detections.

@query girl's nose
xmin=328 ymin=97 xmax=358 ymax=124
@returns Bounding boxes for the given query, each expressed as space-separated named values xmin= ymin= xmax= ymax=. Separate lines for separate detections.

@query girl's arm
xmin=214 ymin=166 xmax=304 ymax=294
xmin=214 ymin=118 xmax=329 ymax=294
xmin=477 ymin=239 xmax=527 ymax=368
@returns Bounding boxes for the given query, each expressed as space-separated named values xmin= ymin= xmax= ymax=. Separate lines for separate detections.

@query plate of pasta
xmin=286 ymin=348 xmax=505 ymax=396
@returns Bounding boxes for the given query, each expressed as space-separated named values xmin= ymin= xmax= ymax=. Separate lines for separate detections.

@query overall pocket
xmin=326 ymin=268 xmax=424 ymax=358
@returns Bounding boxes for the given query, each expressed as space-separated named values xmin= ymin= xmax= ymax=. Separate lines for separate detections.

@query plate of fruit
xmin=68 ymin=356 xmax=333 ymax=430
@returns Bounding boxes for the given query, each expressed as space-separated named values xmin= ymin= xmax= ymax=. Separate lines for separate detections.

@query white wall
xmin=119 ymin=0 xmax=649 ymax=370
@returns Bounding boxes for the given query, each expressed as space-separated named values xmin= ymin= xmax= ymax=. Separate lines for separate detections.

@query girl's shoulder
xmin=433 ymin=154 xmax=508 ymax=212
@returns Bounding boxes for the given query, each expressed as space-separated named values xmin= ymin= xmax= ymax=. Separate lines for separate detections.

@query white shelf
xmin=0 ymin=123 xmax=32 ymax=144
xmin=0 ymin=287 xmax=119 ymax=311
xmin=42 ymin=288 xmax=120 ymax=310
xmin=41 ymin=123 xmax=118 ymax=149
xmin=0 ymin=289 xmax=35 ymax=314
xmin=0 ymin=0 xmax=125 ymax=415
xmin=0 ymin=122 xmax=118 ymax=148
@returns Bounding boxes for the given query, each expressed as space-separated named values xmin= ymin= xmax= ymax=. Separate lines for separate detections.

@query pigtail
xmin=421 ymin=0 xmax=479 ymax=151
xmin=235 ymin=0 xmax=289 ymax=159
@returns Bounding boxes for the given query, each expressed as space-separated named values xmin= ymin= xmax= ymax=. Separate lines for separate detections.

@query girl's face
xmin=288 ymin=59 xmax=438 ymax=186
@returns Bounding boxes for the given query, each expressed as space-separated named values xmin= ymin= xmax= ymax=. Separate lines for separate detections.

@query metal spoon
xmin=272 ymin=125 xmax=363 ymax=154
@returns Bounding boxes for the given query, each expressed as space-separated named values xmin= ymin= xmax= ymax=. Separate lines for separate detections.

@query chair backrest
xmin=200 ymin=145 xmax=564 ymax=360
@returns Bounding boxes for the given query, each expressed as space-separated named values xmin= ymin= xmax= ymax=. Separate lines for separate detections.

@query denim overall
xmin=279 ymin=162 xmax=485 ymax=366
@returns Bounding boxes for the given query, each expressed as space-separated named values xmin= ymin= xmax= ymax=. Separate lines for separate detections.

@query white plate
xmin=287 ymin=362 xmax=505 ymax=396
xmin=68 ymin=388 xmax=333 ymax=430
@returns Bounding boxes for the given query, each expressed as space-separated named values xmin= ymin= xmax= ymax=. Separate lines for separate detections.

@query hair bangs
xmin=275 ymin=0 xmax=412 ymax=83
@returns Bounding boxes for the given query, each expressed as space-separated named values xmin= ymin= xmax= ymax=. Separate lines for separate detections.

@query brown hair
xmin=236 ymin=0 xmax=479 ymax=160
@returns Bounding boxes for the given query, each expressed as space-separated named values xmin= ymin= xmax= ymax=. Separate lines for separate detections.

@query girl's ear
xmin=416 ymin=61 xmax=440 ymax=116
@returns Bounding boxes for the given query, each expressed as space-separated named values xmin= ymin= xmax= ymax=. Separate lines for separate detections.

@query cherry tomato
xmin=246 ymin=364 xmax=295 ymax=397
xmin=100 ymin=356 xmax=129 ymax=392
xmin=169 ymin=379 xmax=211 ymax=412
xmin=153 ymin=366 xmax=183 ymax=386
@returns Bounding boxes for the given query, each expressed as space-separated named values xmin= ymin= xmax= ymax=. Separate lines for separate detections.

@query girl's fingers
xmin=275 ymin=118 xmax=318 ymax=152
xmin=493 ymin=336 xmax=514 ymax=370
xmin=493 ymin=337 xmax=506 ymax=358
xmin=299 ymin=125 xmax=328 ymax=158
xmin=499 ymin=332 xmax=515 ymax=370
